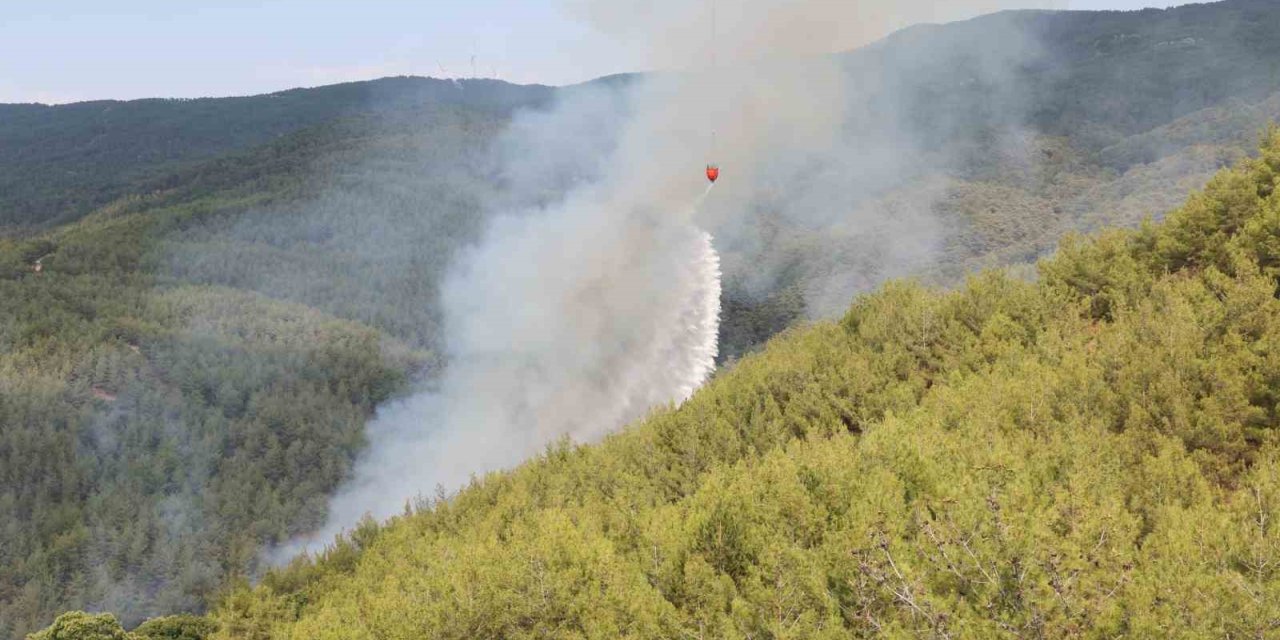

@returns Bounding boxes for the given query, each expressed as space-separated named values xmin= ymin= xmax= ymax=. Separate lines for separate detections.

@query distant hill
xmin=856 ymin=0 xmax=1280 ymax=145
xmin=0 ymin=77 xmax=552 ymax=229
xmin=712 ymin=0 xmax=1280 ymax=355
xmin=7 ymin=0 xmax=1280 ymax=636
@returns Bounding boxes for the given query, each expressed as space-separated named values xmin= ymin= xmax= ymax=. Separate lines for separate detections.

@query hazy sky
xmin=0 ymin=0 xmax=1198 ymax=104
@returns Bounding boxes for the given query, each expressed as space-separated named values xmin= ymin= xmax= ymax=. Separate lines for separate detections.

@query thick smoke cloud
xmin=570 ymin=0 xmax=1061 ymax=67
xmin=285 ymin=82 xmax=726 ymax=554
xmin=288 ymin=0 xmax=1066 ymax=555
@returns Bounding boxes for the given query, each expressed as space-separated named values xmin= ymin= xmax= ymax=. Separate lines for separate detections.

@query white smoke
xmin=282 ymin=0 xmax=1067 ymax=558
xmin=280 ymin=90 xmax=725 ymax=554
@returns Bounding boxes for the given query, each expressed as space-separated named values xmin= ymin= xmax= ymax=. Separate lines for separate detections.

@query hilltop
xmin=0 ymin=77 xmax=552 ymax=230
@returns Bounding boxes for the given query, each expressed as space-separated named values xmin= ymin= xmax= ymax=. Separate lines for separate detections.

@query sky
xmin=0 ymin=0 xmax=1199 ymax=104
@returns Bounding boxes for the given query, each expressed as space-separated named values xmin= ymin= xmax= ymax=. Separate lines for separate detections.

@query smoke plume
xmin=289 ymin=0 xmax=1064 ymax=555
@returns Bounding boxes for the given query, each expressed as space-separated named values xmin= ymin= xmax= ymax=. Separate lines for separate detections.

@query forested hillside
xmin=0 ymin=108 xmax=511 ymax=637
xmin=8 ymin=1 xmax=1280 ymax=636
xmin=187 ymin=126 xmax=1280 ymax=639
xmin=0 ymin=77 xmax=550 ymax=230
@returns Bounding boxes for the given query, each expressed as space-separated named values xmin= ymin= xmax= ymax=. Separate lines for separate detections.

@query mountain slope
xmin=0 ymin=77 xmax=550 ymax=230
xmin=1 ymin=83 xmax=550 ymax=635
xmin=203 ymin=129 xmax=1280 ymax=639
xmin=715 ymin=0 xmax=1280 ymax=355
xmin=0 ymin=114 xmax=453 ymax=637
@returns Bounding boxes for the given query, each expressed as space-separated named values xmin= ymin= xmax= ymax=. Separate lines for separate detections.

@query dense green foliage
xmin=196 ymin=131 xmax=1280 ymax=637
xmin=129 ymin=615 xmax=217 ymax=640
xmin=25 ymin=612 xmax=214 ymax=640
xmin=26 ymin=613 xmax=133 ymax=640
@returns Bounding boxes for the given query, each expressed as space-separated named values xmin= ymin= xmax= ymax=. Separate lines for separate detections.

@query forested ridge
xmin=9 ymin=1 xmax=1280 ymax=636
xmin=187 ymin=127 xmax=1280 ymax=638
xmin=0 ymin=77 xmax=551 ymax=230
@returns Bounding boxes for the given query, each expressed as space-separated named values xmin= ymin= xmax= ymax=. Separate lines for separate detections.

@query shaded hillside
xmin=197 ymin=127 xmax=1280 ymax=640
xmin=714 ymin=0 xmax=1280 ymax=359
xmin=0 ymin=77 xmax=550 ymax=229
xmin=846 ymin=0 xmax=1280 ymax=153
